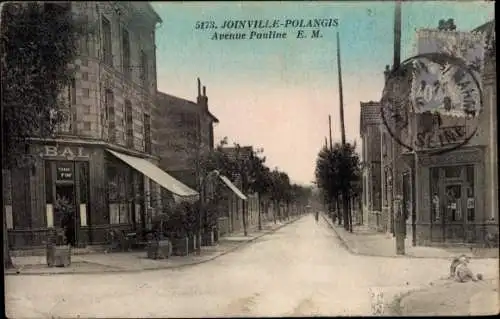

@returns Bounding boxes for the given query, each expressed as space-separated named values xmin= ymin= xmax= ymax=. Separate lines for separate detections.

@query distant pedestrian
xmin=315 ymin=211 xmax=319 ymax=222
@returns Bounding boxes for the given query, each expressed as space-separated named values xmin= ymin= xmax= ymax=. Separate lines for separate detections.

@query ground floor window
xmin=107 ymin=162 xmax=131 ymax=225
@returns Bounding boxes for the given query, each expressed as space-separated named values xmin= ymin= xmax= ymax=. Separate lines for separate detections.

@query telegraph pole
xmin=392 ymin=0 xmax=405 ymax=255
xmin=336 ymin=31 xmax=351 ymax=232
xmin=328 ymin=115 xmax=333 ymax=150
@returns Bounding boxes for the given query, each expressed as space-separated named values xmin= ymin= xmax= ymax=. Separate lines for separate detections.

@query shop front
xmin=5 ymin=141 xmax=198 ymax=250
xmin=413 ymin=146 xmax=487 ymax=245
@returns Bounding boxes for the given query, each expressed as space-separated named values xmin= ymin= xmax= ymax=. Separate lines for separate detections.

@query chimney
xmin=384 ymin=64 xmax=391 ymax=83
xmin=196 ymin=78 xmax=203 ymax=105
xmin=201 ymin=85 xmax=208 ymax=110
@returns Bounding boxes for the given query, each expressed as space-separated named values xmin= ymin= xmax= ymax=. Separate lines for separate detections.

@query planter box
xmin=147 ymin=239 xmax=172 ymax=260
xmin=46 ymin=244 xmax=71 ymax=267
xmin=171 ymin=237 xmax=189 ymax=256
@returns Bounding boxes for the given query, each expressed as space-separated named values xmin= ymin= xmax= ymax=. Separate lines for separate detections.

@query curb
xmin=6 ymin=216 xmax=304 ymax=276
xmin=320 ymin=213 xmax=498 ymax=260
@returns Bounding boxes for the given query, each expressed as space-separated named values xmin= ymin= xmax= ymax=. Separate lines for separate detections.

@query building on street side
xmin=360 ymin=101 xmax=384 ymax=231
xmin=394 ymin=20 xmax=497 ymax=246
xmin=3 ymin=2 xmax=198 ymax=249
xmin=155 ymin=79 xmax=219 ymax=192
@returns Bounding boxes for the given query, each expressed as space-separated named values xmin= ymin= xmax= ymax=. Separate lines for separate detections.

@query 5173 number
xmin=195 ymin=21 xmax=217 ymax=30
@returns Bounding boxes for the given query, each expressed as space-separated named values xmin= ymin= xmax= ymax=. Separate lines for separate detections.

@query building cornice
xmin=27 ymin=136 xmax=159 ymax=161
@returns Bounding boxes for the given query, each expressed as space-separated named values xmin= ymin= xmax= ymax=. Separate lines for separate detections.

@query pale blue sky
xmin=152 ymin=1 xmax=494 ymax=185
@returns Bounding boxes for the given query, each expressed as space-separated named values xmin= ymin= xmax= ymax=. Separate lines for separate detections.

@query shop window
xmin=108 ymin=164 xmax=131 ymax=224
xmin=466 ymin=165 xmax=475 ymax=221
xmin=444 ymin=166 xmax=462 ymax=179
xmin=430 ymin=167 xmax=440 ymax=222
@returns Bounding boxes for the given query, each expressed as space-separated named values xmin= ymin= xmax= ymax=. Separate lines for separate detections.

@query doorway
xmin=55 ymin=183 xmax=77 ymax=246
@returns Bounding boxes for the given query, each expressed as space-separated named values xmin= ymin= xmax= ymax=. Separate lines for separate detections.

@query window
xmin=80 ymin=33 xmax=89 ymax=56
xmin=466 ymin=165 xmax=475 ymax=221
xmin=101 ymin=16 xmax=112 ymax=66
xmin=430 ymin=167 xmax=440 ymax=222
xmin=122 ymin=29 xmax=130 ymax=78
xmin=108 ymin=164 xmax=131 ymax=225
xmin=69 ymin=78 xmax=76 ymax=106
xmin=125 ymin=100 xmax=133 ymax=147
xmin=140 ymin=50 xmax=148 ymax=85
xmin=144 ymin=113 xmax=151 ymax=154
xmin=444 ymin=166 xmax=462 ymax=179
xmin=104 ymin=89 xmax=114 ymax=122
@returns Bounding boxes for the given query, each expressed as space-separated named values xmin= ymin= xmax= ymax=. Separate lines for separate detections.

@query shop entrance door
xmin=49 ymin=161 xmax=87 ymax=248
xmin=442 ymin=182 xmax=466 ymax=242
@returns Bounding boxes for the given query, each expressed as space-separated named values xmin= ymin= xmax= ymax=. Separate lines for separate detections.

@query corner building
xmin=4 ymin=2 xmax=196 ymax=249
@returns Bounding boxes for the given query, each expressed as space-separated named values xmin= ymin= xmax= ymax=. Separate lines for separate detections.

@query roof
xmin=156 ymin=91 xmax=219 ymax=123
xmin=359 ymin=101 xmax=382 ymax=135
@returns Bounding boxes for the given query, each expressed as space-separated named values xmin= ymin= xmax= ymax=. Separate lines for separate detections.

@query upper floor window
xmin=144 ymin=113 xmax=151 ymax=154
xmin=68 ymin=77 xmax=76 ymax=106
xmin=104 ymin=89 xmax=114 ymax=122
xmin=122 ymin=29 xmax=131 ymax=78
xmin=140 ymin=50 xmax=148 ymax=85
xmin=102 ymin=16 xmax=112 ymax=66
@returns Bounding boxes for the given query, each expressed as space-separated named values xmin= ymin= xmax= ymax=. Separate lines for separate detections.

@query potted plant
xmin=147 ymin=213 xmax=172 ymax=259
xmin=46 ymin=195 xmax=73 ymax=267
xmin=165 ymin=203 xmax=190 ymax=256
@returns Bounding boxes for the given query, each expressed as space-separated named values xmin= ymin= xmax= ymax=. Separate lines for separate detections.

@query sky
xmin=152 ymin=1 xmax=494 ymax=185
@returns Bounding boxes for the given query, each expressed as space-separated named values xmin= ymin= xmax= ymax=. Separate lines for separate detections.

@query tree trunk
xmin=342 ymin=192 xmax=349 ymax=231
xmin=273 ymin=200 xmax=277 ymax=224
xmin=348 ymin=195 xmax=353 ymax=232
xmin=257 ymin=196 xmax=262 ymax=231
xmin=242 ymin=200 xmax=248 ymax=236
xmin=4 ymin=209 xmax=13 ymax=269
xmin=336 ymin=196 xmax=342 ymax=225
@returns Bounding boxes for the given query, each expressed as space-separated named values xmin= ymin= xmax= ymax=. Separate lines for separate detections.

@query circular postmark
xmin=381 ymin=52 xmax=483 ymax=155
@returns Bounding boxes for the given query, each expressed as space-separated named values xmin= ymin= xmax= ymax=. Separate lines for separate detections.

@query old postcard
xmin=2 ymin=1 xmax=498 ymax=317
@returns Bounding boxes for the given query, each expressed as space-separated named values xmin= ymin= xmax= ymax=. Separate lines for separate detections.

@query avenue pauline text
xmin=194 ymin=18 xmax=338 ymax=41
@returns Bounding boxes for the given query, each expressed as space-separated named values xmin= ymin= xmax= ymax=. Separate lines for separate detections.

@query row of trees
xmin=314 ymin=142 xmax=362 ymax=231
xmin=200 ymin=137 xmax=311 ymax=235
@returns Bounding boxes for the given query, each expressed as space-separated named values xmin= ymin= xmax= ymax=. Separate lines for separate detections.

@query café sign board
xmin=40 ymin=145 xmax=90 ymax=159
xmin=56 ymin=163 xmax=74 ymax=181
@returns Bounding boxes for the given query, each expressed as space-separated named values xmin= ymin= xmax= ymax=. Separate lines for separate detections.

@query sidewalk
xmin=321 ymin=213 xmax=499 ymax=259
xmin=392 ymin=278 xmax=499 ymax=316
xmin=6 ymin=217 xmax=302 ymax=276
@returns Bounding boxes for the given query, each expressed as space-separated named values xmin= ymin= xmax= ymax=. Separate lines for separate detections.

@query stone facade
xmin=4 ymin=2 xmax=164 ymax=249
xmin=360 ymin=101 xmax=383 ymax=231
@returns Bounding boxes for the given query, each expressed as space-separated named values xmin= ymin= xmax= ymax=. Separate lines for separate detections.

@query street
xmin=6 ymin=215 xmax=499 ymax=318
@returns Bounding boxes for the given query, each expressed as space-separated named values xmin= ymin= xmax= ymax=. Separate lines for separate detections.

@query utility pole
xmin=328 ymin=115 xmax=333 ymax=150
xmin=336 ymin=31 xmax=350 ymax=232
xmin=392 ymin=0 xmax=405 ymax=255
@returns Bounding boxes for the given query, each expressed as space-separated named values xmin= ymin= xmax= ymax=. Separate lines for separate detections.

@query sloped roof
xmin=156 ymin=91 xmax=219 ymax=123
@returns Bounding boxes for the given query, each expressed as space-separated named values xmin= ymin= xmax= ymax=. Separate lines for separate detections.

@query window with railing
xmin=102 ymin=16 xmax=112 ymax=66
xmin=140 ymin=50 xmax=148 ymax=86
xmin=144 ymin=113 xmax=151 ymax=154
xmin=125 ymin=99 xmax=133 ymax=148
